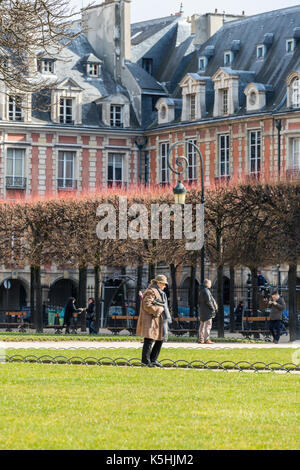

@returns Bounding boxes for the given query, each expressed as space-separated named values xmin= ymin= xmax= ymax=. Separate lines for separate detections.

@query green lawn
xmin=0 ymin=331 xmax=265 ymax=343
xmin=0 ymin=362 xmax=298 ymax=450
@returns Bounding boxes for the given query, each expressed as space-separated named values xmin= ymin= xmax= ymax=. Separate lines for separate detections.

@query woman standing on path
xmin=136 ymin=275 xmax=172 ymax=367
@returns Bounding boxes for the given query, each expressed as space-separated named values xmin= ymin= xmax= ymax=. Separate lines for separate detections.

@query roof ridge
xmin=220 ymin=4 xmax=300 ymax=28
xmin=131 ymin=15 xmax=180 ymax=28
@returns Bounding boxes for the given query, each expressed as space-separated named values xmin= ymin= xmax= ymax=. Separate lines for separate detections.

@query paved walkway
xmin=1 ymin=340 xmax=299 ymax=350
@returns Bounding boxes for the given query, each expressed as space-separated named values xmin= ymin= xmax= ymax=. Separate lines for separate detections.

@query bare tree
xmin=0 ymin=0 xmax=84 ymax=93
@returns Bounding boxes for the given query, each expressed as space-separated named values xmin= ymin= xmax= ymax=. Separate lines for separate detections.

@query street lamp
xmin=166 ymin=140 xmax=205 ymax=283
xmin=173 ymin=180 xmax=187 ymax=205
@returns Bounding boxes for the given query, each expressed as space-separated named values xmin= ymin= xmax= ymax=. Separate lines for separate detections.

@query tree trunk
xmin=34 ymin=266 xmax=43 ymax=333
xmin=217 ymin=264 xmax=224 ymax=338
xmin=251 ymin=267 xmax=258 ymax=317
xmin=288 ymin=263 xmax=298 ymax=341
xmin=229 ymin=266 xmax=235 ymax=332
xmin=148 ymin=263 xmax=156 ymax=283
xmin=189 ymin=263 xmax=196 ymax=316
xmin=79 ymin=265 xmax=87 ymax=332
xmin=121 ymin=266 xmax=127 ymax=315
xmin=30 ymin=266 xmax=36 ymax=329
xmin=136 ymin=264 xmax=143 ymax=316
xmin=94 ymin=265 xmax=100 ymax=333
xmin=170 ymin=264 xmax=179 ymax=318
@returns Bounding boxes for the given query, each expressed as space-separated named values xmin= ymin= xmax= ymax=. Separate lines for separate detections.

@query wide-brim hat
xmin=152 ymin=275 xmax=168 ymax=285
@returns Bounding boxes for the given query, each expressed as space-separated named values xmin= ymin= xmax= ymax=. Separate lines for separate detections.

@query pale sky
xmin=72 ymin=0 xmax=300 ymax=22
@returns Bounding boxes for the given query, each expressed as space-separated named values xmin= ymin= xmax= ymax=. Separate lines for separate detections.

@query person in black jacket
xmin=64 ymin=297 xmax=83 ymax=334
xmin=86 ymin=297 xmax=97 ymax=335
xmin=198 ymin=279 xmax=218 ymax=344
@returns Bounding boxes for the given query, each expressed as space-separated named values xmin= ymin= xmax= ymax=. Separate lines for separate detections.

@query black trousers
xmin=269 ymin=320 xmax=281 ymax=342
xmin=142 ymin=338 xmax=163 ymax=365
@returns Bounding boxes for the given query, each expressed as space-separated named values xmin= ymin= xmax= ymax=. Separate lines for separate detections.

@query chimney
xmin=82 ymin=0 xmax=131 ymax=82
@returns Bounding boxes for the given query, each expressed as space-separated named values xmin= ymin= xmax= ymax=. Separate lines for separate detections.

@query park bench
xmin=171 ymin=317 xmax=199 ymax=337
xmin=239 ymin=316 xmax=272 ymax=340
xmin=1 ymin=312 xmax=31 ymax=332
xmin=107 ymin=315 xmax=139 ymax=335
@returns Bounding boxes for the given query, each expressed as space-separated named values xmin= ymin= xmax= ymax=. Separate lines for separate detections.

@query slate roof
xmin=131 ymin=14 xmax=194 ymax=94
xmin=131 ymin=15 xmax=179 ymax=45
xmin=32 ymin=33 xmax=140 ymax=128
xmin=192 ymin=5 xmax=300 ymax=113
xmin=125 ymin=61 xmax=166 ymax=95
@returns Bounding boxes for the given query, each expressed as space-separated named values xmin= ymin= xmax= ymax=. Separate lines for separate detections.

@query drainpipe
xmin=275 ymin=119 xmax=282 ymax=178
xmin=134 ymin=136 xmax=148 ymax=184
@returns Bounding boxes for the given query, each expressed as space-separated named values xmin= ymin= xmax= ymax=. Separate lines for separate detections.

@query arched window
xmin=291 ymin=77 xmax=300 ymax=108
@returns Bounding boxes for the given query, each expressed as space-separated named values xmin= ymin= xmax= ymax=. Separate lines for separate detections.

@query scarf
xmin=154 ymin=284 xmax=172 ymax=324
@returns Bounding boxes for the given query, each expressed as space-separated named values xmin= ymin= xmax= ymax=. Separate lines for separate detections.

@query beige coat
xmin=136 ymin=285 xmax=164 ymax=341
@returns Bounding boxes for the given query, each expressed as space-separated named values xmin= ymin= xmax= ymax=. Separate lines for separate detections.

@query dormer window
xmin=155 ymin=97 xmax=178 ymax=125
xmin=87 ymin=63 xmax=99 ymax=76
xmin=110 ymin=104 xmax=123 ymax=127
xmin=291 ymin=77 xmax=300 ymax=108
xmin=51 ymin=78 xmax=83 ymax=125
xmin=286 ymin=72 xmax=300 ymax=108
xmin=190 ymin=94 xmax=196 ymax=120
xmin=212 ymin=68 xmax=243 ymax=117
xmin=244 ymin=83 xmax=272 ymax=112
xmin=256 ymin=45 xmax=266 ymax=59
xmin=199 ymin=57 xmax=207 ymax=71
xmin=224 ymin=51 xmax=233 ymax=66
xmin=38 ymin=59 xmax=55 ymax=74
xmin=222 ymin=89 xmax=228 ymax=115
xmin=9 ymin=96 xmax=23 ymax=121
xmin=160 ymin=105 xmax=167 ymax=120
xmin=286 ymin=39 xmax=295 ymax=53
xmin=142 ymin=58 xmax=153 ymax=75
xmin=59 ymin=98 xmax=73 ymax=124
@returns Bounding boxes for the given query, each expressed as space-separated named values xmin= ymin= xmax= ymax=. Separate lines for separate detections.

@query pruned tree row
xmin=0 ymin=182 xmax=299 ymax=337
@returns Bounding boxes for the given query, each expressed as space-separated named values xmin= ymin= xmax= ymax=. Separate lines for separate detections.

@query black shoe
xmin=151 ymin=361 xmax=162 ymax=367
xmin=141 ymin=361 xmax=151 ymax=367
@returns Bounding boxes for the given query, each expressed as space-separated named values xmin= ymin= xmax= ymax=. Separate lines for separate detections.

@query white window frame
xmin=6 ymin=148 xmax=25 ymax=187
xmin=8 ymin=96 xmax=23 ymax=121
xmin=256 ymin=45 xmax=266 ymax=59
xmin=87 ymin=63 xmax=99 ymax=76
xmin=59 ymin=98 xmax=73 ymax=124
xmin=224 ymin=51 xmax=233 ymax=66
xmin=290 ymin=137 xmax=300 ymax=170
xmin=189 ymin=94 xmax=196 ymax=120
xmin=160 ymin=142 xmax=169 ymax=184
xmin=186 ymin=140 xmax=197 ymax=182
xmin=107 ymin=153 xmax=125 ymax=186
xmin=222 ymin=89 xmax=229 ymax=115
xmin=40 ymin=60 xmax=54 ymax=73
xmin=58 ymin=151 xmax=75 ymax=189
xmin=286 ymin=39 xmax=295 ymax=53
xmin=249 ymin=130 xmax=261 ymax=174
xmin=291 ymin=77 xmax=300 ymax=108
xmin=219 ymin=135 xmax=230 ymax=177
xmin=199 ymin=56 xmax=207 ymax=71
xmin=110 ymin=104 xmax=123 ymax=128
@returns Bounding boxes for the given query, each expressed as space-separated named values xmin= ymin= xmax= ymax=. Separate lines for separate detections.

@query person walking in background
xmin=268 ymin=289 xmax=286 ymax=344
xmin=86 ymin=297 xmax=97 ymax=335
xmin=198 ymin=279 xmax=218 ymax=344
xmin=234 ymin=301 xmax=244 ymax=330
xmin=136 ymin=275 xmax=171 ymax=366
xmin=64 ymin=297 xmax=84 ymax=334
